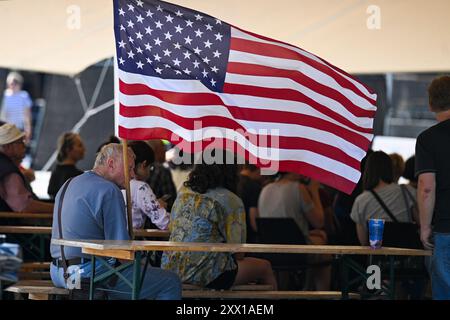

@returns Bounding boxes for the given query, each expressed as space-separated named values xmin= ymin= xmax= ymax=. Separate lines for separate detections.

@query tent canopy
xmin=1 ymin=0 xmax=449 ymax=76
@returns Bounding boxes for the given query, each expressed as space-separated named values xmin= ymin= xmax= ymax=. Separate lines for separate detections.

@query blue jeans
xmin=50 ymin=258 xmax=181 ymax=300
xmin=431 ymin=233 xmax=450 ymax=300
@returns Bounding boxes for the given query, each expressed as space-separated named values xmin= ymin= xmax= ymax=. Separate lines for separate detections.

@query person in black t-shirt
xmin=415 ymin=75 xmax=450 ymax=300
xmin=47 ymin=132 xmax=85 ymax=199
xmin=237 ymin=164 xmax=262 ymax=243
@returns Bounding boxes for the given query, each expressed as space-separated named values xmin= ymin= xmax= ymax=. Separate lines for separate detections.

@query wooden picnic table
xmin=51 ymin=239 xmax=431 ymax=300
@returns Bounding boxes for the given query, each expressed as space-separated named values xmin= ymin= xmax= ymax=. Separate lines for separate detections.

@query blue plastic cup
xmin=368 ymin=219 xmax=385 ymax=249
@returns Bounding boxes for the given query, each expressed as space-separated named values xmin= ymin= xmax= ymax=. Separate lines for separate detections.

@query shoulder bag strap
xmin=370 ymin=189 xmax=399 ymax=223
xmin=58 ymin=178 xmax=73 ymax=279
xmin=399 ymin=185 xmax=414 ymax=222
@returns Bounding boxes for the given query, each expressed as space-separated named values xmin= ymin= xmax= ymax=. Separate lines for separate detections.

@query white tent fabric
xmin=0 ymin=0 xmax=449 ymax=76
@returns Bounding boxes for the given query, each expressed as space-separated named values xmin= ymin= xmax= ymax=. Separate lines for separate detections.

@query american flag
xmin=113 ymin=0 xmax=377 ymax=194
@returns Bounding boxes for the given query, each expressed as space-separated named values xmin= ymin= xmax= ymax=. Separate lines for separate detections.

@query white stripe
xmin=225 ymin=73 xmax=373 ymax=129
xmin=119 ymin=115 xmax=361 ymax=183
xmin=119 ymin=69 xmax=374 ymax=137
xmin=231 ymin=27 xmax=377 ymax=101
xmin=120 ymin=92 xmax=367 ymax=161
xmin=228 ymin=50 xmax=376 ymax=111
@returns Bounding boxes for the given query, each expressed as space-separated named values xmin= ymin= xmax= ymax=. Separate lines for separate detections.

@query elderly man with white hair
xmin=50 ymin=143 xmax=182 ymax=300
xmin=0 ymin=123 xmax=53 ymax=213
xmin=1 ymin=72 xmax=32 ymax=142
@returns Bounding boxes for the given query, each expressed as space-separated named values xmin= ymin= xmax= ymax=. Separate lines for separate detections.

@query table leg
xmin=340 ymin=255 xmax=350 ymax=300
xmin=89 ymin=255 xmax=96 ymax=300
xmin=389 ymin=256 xmax=396 ymax=300
xmin=132 ymin=251 xmax=142 ymax=300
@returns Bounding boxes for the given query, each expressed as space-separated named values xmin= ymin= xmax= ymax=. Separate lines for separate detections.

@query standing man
xmin=416 ymin=75 xmax=450 ymax=300
xmin=50 ymin=143 xmax=181 ymax=299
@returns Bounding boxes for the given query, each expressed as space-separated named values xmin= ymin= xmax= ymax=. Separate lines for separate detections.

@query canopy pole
xmin=122 ymin=139 xmax=134 ymax=239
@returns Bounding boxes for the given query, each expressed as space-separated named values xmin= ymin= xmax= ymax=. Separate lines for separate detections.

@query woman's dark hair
xmin=402 ymin=156 xmax=417 ymax=183
xmin=128 ymin=140 xmax=155 ymax=169
xmin=56 ymin=132 xmax=78 ymax=163
xmin=362 ymin=151 xmax=394 ymax=190
xmin=184 ymin=149 xmax=239 ymax=194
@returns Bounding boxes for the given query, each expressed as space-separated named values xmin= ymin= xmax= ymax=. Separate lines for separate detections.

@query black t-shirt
xmin=237 ymin=175 xmax=262 ymax=243
xmin=415 ymin=119 xmax=450 ymax=232
xmin=47 ymin=164 xmax=83 ymax=199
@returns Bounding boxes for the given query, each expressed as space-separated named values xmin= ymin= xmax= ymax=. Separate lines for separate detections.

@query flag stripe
xmin=120 ymin=103 xmax=363 ymax=169
xmin=228 ymin=42 xmax=376 ymax=110
xmin=119 ymin=126 xmax=358 ymax=194
xmin=231 ymin=26 xmax=377 ymax=101
xmin=226 ymin=60 xmax=375 ymax=118
xmin=225 ymin=55 xmax=374 ymax=121
xmin=119 ymin=98 xmax=367 ymax=163
xmin=118 ymin=122 xmax=361 ymax=181
xmin=119 ymin=79 xmax=372 ymax=150
xmin=119 ymin=70 xmax=373 ymax=137
xmin=223 ymin=82 xmax=374 ymax=133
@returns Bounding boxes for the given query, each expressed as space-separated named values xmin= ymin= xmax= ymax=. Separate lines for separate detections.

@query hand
xmin=420 ymin=225 xmax=434 ymax=250
xmin=157 ymin=198 xmax=168 ymax=209
xmin=20 ymin=167 xmax=35 ymax=183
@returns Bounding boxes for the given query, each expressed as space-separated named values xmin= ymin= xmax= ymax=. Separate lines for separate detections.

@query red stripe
xmin=119 ymin=126 xmax=357 ymax=194
xmin=222 ymin=82 xmax=373 ymax=134
xmin=230 ymin=37 xmax=377 ymax=106
xmin=119 ymin=103 xmax=362 ymax=170
xmin=119 ymin=81 xmax=371 ymax=149
xmin=227 ymin=61 xmax=375 ymax=118
xmin=231 ymin=26 xmax=377 ymax=96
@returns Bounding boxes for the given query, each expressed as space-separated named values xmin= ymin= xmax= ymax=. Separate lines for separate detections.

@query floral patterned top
xmin=125 ymin=179 xmax=170 ymax=230
xmin=161 ymin=186 xmax=246 ymax=286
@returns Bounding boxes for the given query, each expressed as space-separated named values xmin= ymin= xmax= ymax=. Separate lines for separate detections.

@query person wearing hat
xmin=1 ymin=72 xmax=32 ymax=142
xmin=0 ymin=123 xmax=53 ymax=213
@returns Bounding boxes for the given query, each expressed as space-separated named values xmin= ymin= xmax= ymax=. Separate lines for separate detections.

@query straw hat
xmin=0 ymin=124 xmax=25 ymax=145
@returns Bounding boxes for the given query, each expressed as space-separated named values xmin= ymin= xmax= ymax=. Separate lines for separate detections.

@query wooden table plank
xmin=0 ymin=226 xmax=169 ymax=238
xmin=0 ymin=212 xmax=53 ymax=219
xmin=51 ymin=239 xmax=432 ymax=257
xmin=0 ymin=226 xmax=52 ymax=234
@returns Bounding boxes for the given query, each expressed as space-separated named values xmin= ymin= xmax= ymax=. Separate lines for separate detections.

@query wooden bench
xmin=181 ymin=283 xmax=358 ymax=299
xmin=18 ymin=262 xmax=51 ymax=280
xmin=183 ymin=290 xmax=360 ymax=300
xmin=4 ymin=280 xmax=360 ymax=300
xmin=5 ymin=280 xmax=69 ymax=300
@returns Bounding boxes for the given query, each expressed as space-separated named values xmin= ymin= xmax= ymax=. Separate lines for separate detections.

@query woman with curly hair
xmin=47 ymin=132 xmax=85 ymax=199
xmin=161 ymin=149 xmax=277 ymax=290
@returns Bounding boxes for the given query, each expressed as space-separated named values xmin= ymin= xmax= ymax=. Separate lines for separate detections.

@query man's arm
xmin=356 ymin=223 xmax=369 ymax=246
xmin=417 ymin=172 xmax=436 ymax=249
xmin=23 ymin=107 xmax=32 ymax=142
xmin=0 ymin=173 xmax=52 ymax=213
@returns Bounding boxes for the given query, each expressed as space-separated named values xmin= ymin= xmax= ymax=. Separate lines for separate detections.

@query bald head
xmin=93 ymin=143 xmax=135 ymax=188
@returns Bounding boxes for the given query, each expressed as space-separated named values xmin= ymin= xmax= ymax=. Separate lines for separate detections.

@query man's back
xmin=50 ymin=171 xmax=129 ymax=259
xmin=416 ymin=119 xmax=450 ymax=232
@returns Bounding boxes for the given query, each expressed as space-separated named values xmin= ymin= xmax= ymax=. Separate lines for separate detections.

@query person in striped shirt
xmin=1 ymin=72 xmax=32 ymax=142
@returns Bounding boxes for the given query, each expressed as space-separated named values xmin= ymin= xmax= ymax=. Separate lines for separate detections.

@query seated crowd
xmin=0 ymin=121 xmax=426 ymax=299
